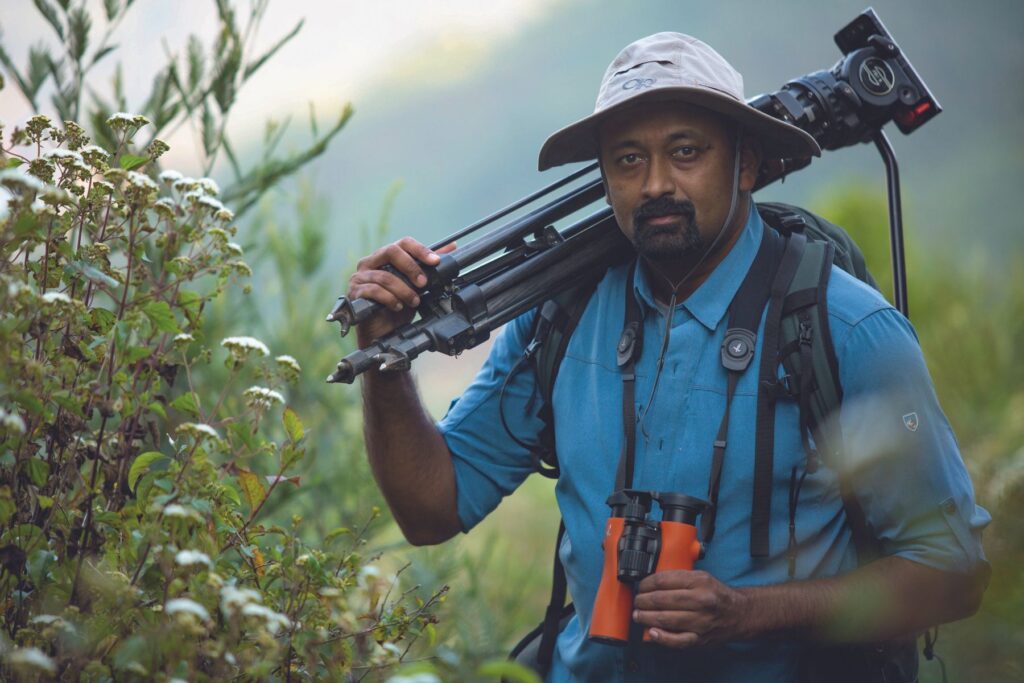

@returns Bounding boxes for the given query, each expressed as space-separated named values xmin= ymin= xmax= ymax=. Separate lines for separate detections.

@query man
xmin=347 ymin=33 xmax=989 ymax=681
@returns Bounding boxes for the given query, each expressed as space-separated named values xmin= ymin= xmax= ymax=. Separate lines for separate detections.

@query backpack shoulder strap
xmin=530 ymin=275 xmax=603 ymax=477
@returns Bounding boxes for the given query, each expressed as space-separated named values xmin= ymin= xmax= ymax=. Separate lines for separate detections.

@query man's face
xmin=598 ymin=102 xmax=757 ymax=264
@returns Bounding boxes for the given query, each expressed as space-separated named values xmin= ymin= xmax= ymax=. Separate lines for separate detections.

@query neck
xmin=643 ymin=195 xmax=751 ymax=305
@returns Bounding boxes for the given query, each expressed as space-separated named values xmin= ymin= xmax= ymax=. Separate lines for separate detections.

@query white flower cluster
xmin=0 ymin=168 xmax=45 ymax=193
xmin=162 ymin=503 xmax=202 ymax=520
xmin=176 ymin=549 xmax=213 ymax=568
xmin=275 ymin=355 xmax=302 ymax=374
xmin=80 ymin=144 xmax=111 ymax=160
xmin=0 ymin=407 xmax=26 ymax=434
xmin=126 ymin=170 xmax=158 ymax=192
xmin=106 ymin=112 xmax=151 ymax=129
xmin=173 ymin=332 xmax=195 ymax=346
xmin=165 ymin=597 xmax=210 ymax=621
xmin=221 ymin=335 xmax=270 ymax=357
xmin=43 ymin=148 xmax=85 ymax=165
xmin=40 ymin=291 xmax=72 ymax=304
xmin=4 ymin=647 xmax=56 ymax=675
xmin=386 ymin=674 xmax=441 ymax=683
xmin=176 ymin=422 xmax=221 ymax=440
xmin=226 ymin=241 xmax=244 ymax=255
xmin=243 ymin=386 xmax=285 ymax=408
xmin=159 ymin=169 xmax=184 ymax=185
xmin=219 ymin=584 xmax=293 ymax=633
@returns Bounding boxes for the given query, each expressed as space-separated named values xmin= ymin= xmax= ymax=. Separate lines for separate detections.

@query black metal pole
xmin=872 ymin=129 xmax=908 ymax=318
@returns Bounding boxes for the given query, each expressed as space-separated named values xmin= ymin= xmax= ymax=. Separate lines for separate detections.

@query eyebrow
xmin=607 ymin=128 xmax=706 ymax=152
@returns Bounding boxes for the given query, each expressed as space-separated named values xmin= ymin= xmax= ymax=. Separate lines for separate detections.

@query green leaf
xmin=147 ymin=401 xmax=167 ymax=420
xmin=476 ymin=661 xmax=542 ymax=683
xmin=128 ymin=451 xmax=167 ymax=492
xmin=6 ymin=158 xmax=24 ymax=168
xmin=33 ymin=0 xmax=65 ymax=41
xmin=220 ymin=482 xmax=241 ymax=507
xmin=177 ymin=290 xmax=202 ymax=324
xmin=0 ymin=491 xmax=16 ymax=526
xmin=170 ymin=393 xmax=199 ymax=416
xmin=50 ymin=390 xmax=83 ymax=417
xmin=24 ymin=458 xmax=49 ymax=488
xmin=228 ymin=421 xmax=256 ymax=453
xmin=124 ymin=345 xmax=153 ymax=363
xmin=103 ymin=0 xmax=120 ymax=21
xmin=13 ymin=390 xmax=45 ymax=417
xmin=67 ymin=7 xmax=92 ymax=62
xmin=282 ymin=406 xmax=303 ymax=443
xmin=243 ymin=18 xmax=304 ymax=80
xmin=91 ymin=307 xmax=116 ymax=333
xmin=142 ymin=300 xmax=179 ymax=334
xmin=67 ymin=260 xmax=119 ymax=289
xmin=118 ymin=154 xmax=148 ymax=170
xmin=236 ymin=469 xmax=266 ymax=509
xmin=324 ymin=527 xmax=350 ymax=544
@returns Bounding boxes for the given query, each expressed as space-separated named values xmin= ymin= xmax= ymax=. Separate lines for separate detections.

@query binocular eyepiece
xmin=590 ymin=490 xmax=708 ymax=645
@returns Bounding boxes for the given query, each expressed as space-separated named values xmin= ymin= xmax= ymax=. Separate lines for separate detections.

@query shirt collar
xmin=633 ymin=202 xmax=764 ymax=331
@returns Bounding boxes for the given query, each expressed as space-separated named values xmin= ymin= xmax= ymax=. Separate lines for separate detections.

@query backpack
xmin=506 ymin=202 xmax=921 ymax=683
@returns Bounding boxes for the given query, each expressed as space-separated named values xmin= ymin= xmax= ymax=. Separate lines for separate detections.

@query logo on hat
xmin=623 ymin=77 xmax=656 ymax=91
xmin=902 ymin=412 xmax=919 ymax=432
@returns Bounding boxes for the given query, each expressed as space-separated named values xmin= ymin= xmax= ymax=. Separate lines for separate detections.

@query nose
xmin=641 ymin=154 xmax=675 ymax=200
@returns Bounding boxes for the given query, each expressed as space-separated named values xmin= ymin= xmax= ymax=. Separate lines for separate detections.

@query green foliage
xmin=811 ymin=184 xmax=1024 ymax=682
xmin=0 ymin=114 xmax=444 ymax=680
xmin=0 ymin=2 xmax=457 ymax=680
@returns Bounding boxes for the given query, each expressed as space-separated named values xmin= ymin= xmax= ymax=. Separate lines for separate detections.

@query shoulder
xmin=825 ymin=266 xmax=917 ymax=353
xmin=824 ymin=268 xmax=929 ymax=396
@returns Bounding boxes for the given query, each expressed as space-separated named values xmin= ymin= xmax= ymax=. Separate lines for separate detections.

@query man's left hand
xmin=632 ymin=570 xmax=751 ymax=648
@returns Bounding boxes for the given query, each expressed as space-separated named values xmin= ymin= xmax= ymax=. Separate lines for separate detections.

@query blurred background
xmin=3 ymin=0 xmax=1022 ymax=680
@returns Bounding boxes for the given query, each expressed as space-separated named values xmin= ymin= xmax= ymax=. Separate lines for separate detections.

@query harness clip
xmin=721 ymin=328 xmax=756 ymax=372
xmin=616 ymin=322 xmax=641 ymax=368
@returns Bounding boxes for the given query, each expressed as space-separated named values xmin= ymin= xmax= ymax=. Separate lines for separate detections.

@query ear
xmin=737 ymin=136 xmax=763 ymax=193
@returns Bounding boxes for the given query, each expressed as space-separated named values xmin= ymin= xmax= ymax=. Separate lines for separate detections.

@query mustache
xmin=632 ymin=197 xmax=696 ymax=226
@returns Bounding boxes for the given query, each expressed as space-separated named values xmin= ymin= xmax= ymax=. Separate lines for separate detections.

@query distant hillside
xmin=295 ymin=0 xmax=1021 ymax=266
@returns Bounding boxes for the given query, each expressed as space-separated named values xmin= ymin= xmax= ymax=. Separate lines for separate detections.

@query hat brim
xmin=538 ymin=87 xmax=821 ymax=171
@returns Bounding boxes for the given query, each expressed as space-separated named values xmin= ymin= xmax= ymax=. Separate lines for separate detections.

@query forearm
xmin=361 ymin=369 xmax=462 ymax=546
xmin=736 ymin=556 xmax=988 ymax=643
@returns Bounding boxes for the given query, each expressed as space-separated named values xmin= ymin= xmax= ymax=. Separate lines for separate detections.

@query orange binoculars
xmin=589 ymin=489 xmax=708 ymax=644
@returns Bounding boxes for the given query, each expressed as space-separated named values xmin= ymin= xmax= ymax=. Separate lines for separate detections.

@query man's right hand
xmin=347 ymin=237 xmax=453 ymax=347
xmin=348 ymin=237 xmax=463 ymax=546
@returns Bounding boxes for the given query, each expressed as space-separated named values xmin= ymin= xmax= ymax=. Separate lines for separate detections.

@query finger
xmin=636 ymin=569 xmax=709 ymax=594
xmin=632 ymin=588 xmax=708 ymax=612
xmin=348 ymin=282 xmax=405 ymax=312
xmin=381 ymin=241 xmax=432 ymax=288
xmin=647 ymin=627 xmax=699 ymax=649
xmin=435 ymin=241 xmax=457 ymax=254
xmin=633 ymin=608 xmax=703 ymax=632
xmin=396 ymin=236 xmax=442 ymax=268
xmin=350 ymin=271 xmax=421 ymax=310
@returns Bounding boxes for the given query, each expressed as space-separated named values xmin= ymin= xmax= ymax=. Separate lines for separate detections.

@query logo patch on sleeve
xmin=902 ymin=412 xmax=919 ymax=432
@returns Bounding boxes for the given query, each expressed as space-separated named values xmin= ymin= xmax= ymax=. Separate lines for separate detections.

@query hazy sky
xmin=1 ymin=0 xmax=555 ymax=166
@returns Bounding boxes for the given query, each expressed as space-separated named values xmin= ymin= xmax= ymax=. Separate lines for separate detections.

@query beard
xmin=630 ymin=196 xmax=704 ymax=262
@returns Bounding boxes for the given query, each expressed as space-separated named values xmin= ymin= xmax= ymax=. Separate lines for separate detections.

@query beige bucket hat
xmin=538 ymin=32 xmax=821 ymax=171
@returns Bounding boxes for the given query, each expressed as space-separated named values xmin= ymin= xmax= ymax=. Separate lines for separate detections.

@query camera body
xmin=590 ymin=490 xmax=708 ymax=644
xmin=750 ymin=8 xmax=940 ymax=189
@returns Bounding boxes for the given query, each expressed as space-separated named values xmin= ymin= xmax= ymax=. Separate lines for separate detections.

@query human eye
xmin=617 ymin=152 xmax=644 ymax=167
xmin=671 ymin=145 xmax=702 ymax=161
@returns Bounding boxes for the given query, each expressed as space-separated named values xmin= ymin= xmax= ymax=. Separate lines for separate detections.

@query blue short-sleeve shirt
xmin=437 ymin=204 xmax=989 ymax=682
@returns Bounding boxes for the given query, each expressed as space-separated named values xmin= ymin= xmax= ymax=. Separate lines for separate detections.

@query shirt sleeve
xmin=437 ymin=310 xmax=547 ymax=532
xmin=836 ymin=307 xmax=990 ymax=573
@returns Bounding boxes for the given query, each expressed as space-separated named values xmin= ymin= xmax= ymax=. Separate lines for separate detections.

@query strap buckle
xmin=616 ymin=321 xmax=641 ymax=368
xmin=721 ymin=328 xmax=756 ymax=372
